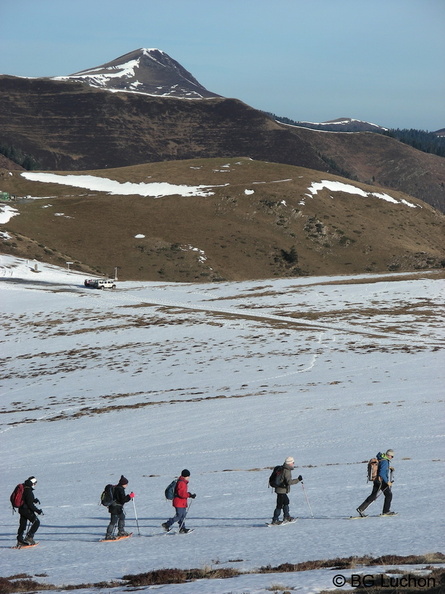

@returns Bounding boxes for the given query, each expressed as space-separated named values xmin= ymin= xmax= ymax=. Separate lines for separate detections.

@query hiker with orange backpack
xmin=356 ymin=449 xmax=396 ymax=517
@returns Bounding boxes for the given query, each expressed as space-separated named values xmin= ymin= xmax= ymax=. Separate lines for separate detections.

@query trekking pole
xmin=300 ymin=481 xmax=314 ymax=518
xmin=132 ymin=498 xmax=141 ymax=536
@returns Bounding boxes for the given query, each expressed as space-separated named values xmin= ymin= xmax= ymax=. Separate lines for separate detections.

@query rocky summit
xmin=53 ymin=47 xmax=220 ymax=98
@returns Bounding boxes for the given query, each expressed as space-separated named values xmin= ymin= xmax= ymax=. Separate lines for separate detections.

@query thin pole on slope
xmin=300 ymin=481 xmax=314 ymax=518
xmin=132 ymin=498 xmax=141 ymax=536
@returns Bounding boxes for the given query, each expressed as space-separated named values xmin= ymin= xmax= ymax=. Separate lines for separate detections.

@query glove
xmin=34 ymin=498 xmax=41 ymax=504
xmin=129 ymin=492 xmax=135 ymax=499
xmin=37 ymin=509 xmax=43 ymax=515
xmin=298 ymin=475 xmax=303 ymax=482
xmin=189 ymin=493 xmax=196 ymax=499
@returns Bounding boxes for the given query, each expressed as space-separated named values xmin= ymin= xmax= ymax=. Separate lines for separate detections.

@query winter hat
xmin=118 ymin=475 xmax=129 ymax=486
xmin=28 ymin=476 xmax=37 ymax=484
xmin=386 ymin=449 xmax=395 ymax=458
xmin=181 ymin=469 xmax=191 ymax=477
xmin=284 ymin=457 xmax=295 ymax=465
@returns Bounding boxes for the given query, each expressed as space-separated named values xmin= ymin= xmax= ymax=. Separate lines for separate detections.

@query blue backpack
xmin=164 ymin=479 xmax=178 ymax=500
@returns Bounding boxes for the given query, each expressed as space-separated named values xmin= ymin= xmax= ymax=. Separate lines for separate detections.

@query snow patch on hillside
xmin=21 ymin=172 xmax=218 ymax=198
xmin=0 ymin=204 xmax=19 ymax=223
xmin=307 ymin=180 xmax=418 ymax=207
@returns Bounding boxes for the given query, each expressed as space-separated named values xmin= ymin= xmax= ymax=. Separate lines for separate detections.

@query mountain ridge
xmin=52 ymin=47 xmax=221 ymax=99
xmin=0 ymin=49 xmax=444 ymax=213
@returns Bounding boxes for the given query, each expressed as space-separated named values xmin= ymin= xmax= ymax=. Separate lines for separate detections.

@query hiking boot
xmin=161 ymin=522 xmax=171 ymax=532
xmin=381 ymin=511 xmax=397 ymax=516
xmin=17 ymin=538 xmax=28 ymax=547
xmin=117 ymin=531 xmax=130 ymax=537
xmin=283 ymin=516 xmax=295 ymax=523
xmin=271 ymin=520 xmax=282 ymax=525
xmin=103 ymin=535 xmax=116 ymax=540
xmin=25 ymin=535 xmax=36 ymax=545
xmin=179 ymin=527 xmax=191 ymax=534
xmin=356 ymin=507 xmax=367 ymax=517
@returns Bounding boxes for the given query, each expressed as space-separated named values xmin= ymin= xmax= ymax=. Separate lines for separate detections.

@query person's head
xmin=27 ymin=476 xmax=37 ymax=487
xmin=181 ymin=469 xmax=190 ymax=481
xmin=284 ymin=456 xmax=295 ymax=467
xmin=385 ymin=449 xmax=394 ymax=459
xmin=118 ymin=475 xmax=128 ymax=487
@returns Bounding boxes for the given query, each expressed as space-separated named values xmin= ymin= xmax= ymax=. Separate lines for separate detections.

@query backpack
xmin=269 ymin=465 xmax=286 ymax=488
xmin=367 ymin=457 xmax=379 ymax=482
xmin=10 ymin=483 xmax=25 ymax=510
xmin=100 ymin=484 xmax=115 ymax=506
xmin=164 ymin=479 xmax=178 ymax=500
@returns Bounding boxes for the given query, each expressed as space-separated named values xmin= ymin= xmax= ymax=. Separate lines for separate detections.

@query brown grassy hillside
xmin=1 ymin=158 xmax=444 ymax=282
xmin=1 ymin=75 xmax=444 ymax=212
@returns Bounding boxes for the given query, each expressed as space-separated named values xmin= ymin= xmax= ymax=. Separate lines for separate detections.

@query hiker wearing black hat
xmin=162 ymin=469 xmax=196 ymax=534
xmin=104 ymin=475 xmax=135 ymax=540
xmin=17 ymin=476 xmax=43 ymax=546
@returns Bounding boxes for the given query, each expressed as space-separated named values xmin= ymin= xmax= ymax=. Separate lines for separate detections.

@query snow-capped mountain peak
xmin=52 ymin=48 xmax=220 ymax=99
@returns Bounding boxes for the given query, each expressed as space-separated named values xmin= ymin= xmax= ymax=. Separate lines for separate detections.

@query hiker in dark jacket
xmin=17 ymin=476 xmax=42 ymax=546
xmin=104 ymin=475 xmax=135 ymax=540
xmin=357 ymin=449 xmax=395 ymax=517
xmin=162 ymin=469 xmax=196 ymax=534
xmin=271 ymin=457 xmax=303 ymax=524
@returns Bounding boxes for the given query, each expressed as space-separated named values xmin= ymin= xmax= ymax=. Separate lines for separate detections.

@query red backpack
xmin=10 ymin=483 xmax=25 ymax=510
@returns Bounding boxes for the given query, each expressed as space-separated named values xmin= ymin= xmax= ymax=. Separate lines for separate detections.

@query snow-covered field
xmin=1 ymin=255 xmax=444 ymax=593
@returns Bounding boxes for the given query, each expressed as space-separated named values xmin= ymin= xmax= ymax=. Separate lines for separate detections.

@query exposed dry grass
xmin=2 ymin=554 xmax=443 ymax=591
xmin=3 ymin=158 xmax=444 ymax=282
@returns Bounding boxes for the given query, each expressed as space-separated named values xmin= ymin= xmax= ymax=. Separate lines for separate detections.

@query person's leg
xmin=177 ymin=507 xmax=188 ymax=531
xmin=381 ymin=483 xmax=393 ymax=514
xmin=26 ymin=515 xmax=40 ymax=542
xmin=17 ymin=514 xmax=28 ymax=543
xmin=165 ymin=507 xmax=181 ymax=528
xmin=117 ymin=509 xmax=127 ymax=535
xmin=282 ymin=495 xmax=292 ymax=520
xmin=357 ymin=480 xmax=380 ymax=514
xmin=273 ymin=494 xmax=285 ymax=522
xmin=106 ymin=511 xmax=119 ymax=538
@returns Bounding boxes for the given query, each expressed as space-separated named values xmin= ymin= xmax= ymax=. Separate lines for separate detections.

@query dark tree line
xmin=382 ymin=128 xmax=445 ymax=157
xmin=0 ymin=143 xmax=41 ymax=170
xmin=266 ymin=112 xmax=445 ymax=158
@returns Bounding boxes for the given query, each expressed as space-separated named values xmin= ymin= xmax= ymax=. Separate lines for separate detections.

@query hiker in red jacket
xmin=162 ymin=469 xmax=196 ymax=534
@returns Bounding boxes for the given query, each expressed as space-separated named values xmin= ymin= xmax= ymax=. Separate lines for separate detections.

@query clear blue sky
xmin=2 ymin=0 xmax=444 ymax=130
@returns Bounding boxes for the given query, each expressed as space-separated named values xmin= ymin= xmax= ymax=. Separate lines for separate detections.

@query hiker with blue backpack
xmin=270 ymin=457 xmax=303 ymax=525
xmin=162 ymin=469 xmax=196 ymax=534
xmin=356 ymin=449 xmax=396 ymax=517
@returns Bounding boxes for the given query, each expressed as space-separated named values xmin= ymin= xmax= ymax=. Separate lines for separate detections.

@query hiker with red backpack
xmin=356 ymin=449 xmax=396 ymax=517
xmin=14 ymin=476 xmax=43 ymax=547
xmin=270 ymin=457 xmax=303 ymax=525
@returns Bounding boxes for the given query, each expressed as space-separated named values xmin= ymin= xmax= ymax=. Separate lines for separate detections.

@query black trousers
xmin=18 ymin=510 xmax=40 ymax=540
xmin=358 ymin=479 xmax=392 ymax=514
xmin=273 ymin=493 xmax=290 ymax=521
xmin=106 ymin=505 xmax=126 ymax=537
